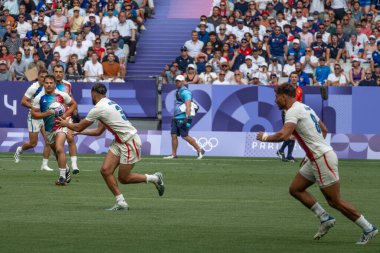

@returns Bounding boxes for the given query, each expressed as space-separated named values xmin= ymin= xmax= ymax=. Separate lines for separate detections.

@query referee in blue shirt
xmin=163 ymin=75 xmax=205 ymax=159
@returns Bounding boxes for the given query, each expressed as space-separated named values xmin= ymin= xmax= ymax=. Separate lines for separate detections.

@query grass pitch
xmin=0 ymin=153 xmax=379 ymax=253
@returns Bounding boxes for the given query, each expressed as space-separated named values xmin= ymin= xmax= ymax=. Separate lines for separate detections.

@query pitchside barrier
xmin=1 ymin=82 xmax=379 ymax=159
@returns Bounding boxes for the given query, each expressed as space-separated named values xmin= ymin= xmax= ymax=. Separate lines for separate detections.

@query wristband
xmin=262 ymin=132 xmax=268 ymax=141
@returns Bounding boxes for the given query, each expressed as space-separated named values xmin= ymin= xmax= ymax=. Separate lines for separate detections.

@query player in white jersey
xmin=257 ymin=83 xmax=378 ymax=244
xmin=57 ymin=83 xmax=165 ymax=211
xmin=14 ymin=70 xmax=53 ymax=171
xmin=53 ymin=65 xmax=80 ymax=174
xmin=32 ymin=75 xmax=77 ymax=186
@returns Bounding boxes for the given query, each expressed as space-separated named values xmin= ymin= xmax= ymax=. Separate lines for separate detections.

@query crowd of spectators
xmin=0 ymin=0 xmax=155 ymax=82
xmin=162 ymin=0 xmax=380 ymax=87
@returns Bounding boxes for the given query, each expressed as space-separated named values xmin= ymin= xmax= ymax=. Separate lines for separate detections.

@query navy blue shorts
xmin=171 ymin=119 xmax=192 ymax=137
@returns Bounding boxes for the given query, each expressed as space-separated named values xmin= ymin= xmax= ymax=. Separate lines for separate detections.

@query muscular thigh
xmin=101 ymin=150 xmax=120 ymax=174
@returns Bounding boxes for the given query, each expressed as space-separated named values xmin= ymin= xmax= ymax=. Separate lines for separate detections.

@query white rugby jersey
xmin=86 ymin=97 xmax=137 ymax=143
xmin=285 ymin=102 xmax=332 ymax=160
xmin=25 ymin=82 xmax=44 ymax=114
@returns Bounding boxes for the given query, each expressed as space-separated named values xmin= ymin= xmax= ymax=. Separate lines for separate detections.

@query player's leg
xmin=277 ymin=140 xmax=289 ymax=161
xmin=286 ymin=140 xmax=296 ymax=162
xmin=40 ymin=127 xmax=53 ymax=171
xmin=290 ymin=160 xmax=335 ymax=240
xmin=14 ymin=117 xmax=41 ymax=163
xmin=67 ymin=128 xmax=79 ymax=174
xmin=54 ymin=132 xmax=69 ymax=185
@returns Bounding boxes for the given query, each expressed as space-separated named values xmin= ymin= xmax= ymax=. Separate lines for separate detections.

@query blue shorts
xmin=359 ymin=0 xmax=371 ymax=6
xmin=171 ymin=119 xmax=192 ymax=137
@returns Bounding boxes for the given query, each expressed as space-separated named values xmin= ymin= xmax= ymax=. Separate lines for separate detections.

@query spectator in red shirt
xmin=93 ymin=38 xmax=105 ymax=61
xmin=239 ymin=38 xmax=252 ymax=56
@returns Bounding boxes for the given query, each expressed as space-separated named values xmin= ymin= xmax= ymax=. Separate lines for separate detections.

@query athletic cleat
xmin=14 ymin=146 xmax=23 ymax=163
xmin=55 ymin=176 xmax=67 ymax=186
xmin=65 ymin=167 xmax=71 ymax=183
xmin=40 ymin=165 xmax=53 ymax=172
xmin=163 ymin=155 xmax=177 ymax=159
xmin=153 ymin=172 xmax=165 ymax=196
xmin=72 ymin=167 xmax=80 ymax=175
xmin=314 ymin=216 xmax=336 ymax=240
xmin=287 ymin=156 xmax=296 ymax=163
xmin=276 ymin=150 xmax=286 ymax=161
xmin=356 ymin=225 xmax=378 ymax=245
xmin=197 ymin=149 xmax=205 ymax=160
xmin=105 ymin=203 xmax=129 ymax=211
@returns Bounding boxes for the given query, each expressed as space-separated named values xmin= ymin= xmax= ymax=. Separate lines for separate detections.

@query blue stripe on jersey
xmin=33 ymin=86 xmax=43 ymax=99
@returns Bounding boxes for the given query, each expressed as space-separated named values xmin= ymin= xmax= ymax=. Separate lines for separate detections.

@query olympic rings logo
xmin=187 ymin=137 xmax=219 ymax=152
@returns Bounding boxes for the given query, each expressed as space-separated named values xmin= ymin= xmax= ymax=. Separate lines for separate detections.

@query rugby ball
xmin=49 ymin=102 xmax=66 ymax=117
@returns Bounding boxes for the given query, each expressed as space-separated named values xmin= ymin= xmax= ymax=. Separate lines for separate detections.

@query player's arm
xmin=62 ymin=99 xmax=77 ymax=119
xmin=318 ymin=120 xmax=328 ymax=139
xmin=257 ymin=122 xmax=296 ymax=142
xmin=76 ymin=121 xmax=106 ymax=136
xmin=31 ymin=107 xmax=54 ymax=119
xmin=21 ymin=95 xmax=33 ymax=109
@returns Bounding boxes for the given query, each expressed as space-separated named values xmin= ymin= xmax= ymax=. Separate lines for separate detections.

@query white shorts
xmin=27 ymin=113 xmax=44 ymax=133
xmin=109 ymin=134 xmax=142 ymax=165
xmin=46 ymin=127 xmax=68 ymax=144
xmin=299 ymin=150 xmax=340 ymax=188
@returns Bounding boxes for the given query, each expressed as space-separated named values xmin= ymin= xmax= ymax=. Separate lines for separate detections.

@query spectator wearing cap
xmin=268 ymin=57 xmax=282 ymax=77
xmin=307 ymin=15 xmax=319 ymax=35
xmin=194 ymin=53 xmax=208 ymax=74
xmin=282 ymin=55 xmax=295 ymax=77
xmin=10 ymin=52 xmax=27 ymax=81
xmin=326 ymin=63 xmax=348 ymax=86
xmin=86 ymin=14 xmax=102 ymax=36
xmin=346 ymin=34 xmax=365 ymax=60
xmin=102 ymin=53 xmax=122 ymax=82
xmin=250 ymin=72 xmax=264 ymax=85
xmin=314 ymin=57 xmax=330 ymax=86
xmin=68 ymin=7 xmax=85 ymax=35
xmin=290 ymin=18 xmax=302 ymax=36
xmin=326 ymin=34 xmax=344 ymax=67
xmin=267 ymin=25 xmax=287 ymax=66
xmin=67 ymin=1 xmax=86 ymax=17
xmin=162 ymin=62 xmax=181 ymax=84
xmin=101 ymin=7 xmax=118 ymax=37
xmin=84 ymin=7 xmax=101 ymax=25
xmin=116 ymin=11 xmax=137 ymax=63
xmin=292 ymin=61 xmax=310 ymax=86
xmin=16 ymin=14 xmax=32 ymax=39
xmin=2 ymin=9 xmax=15 ymax=27
xmin=0 ymin=60 xmax=12 ymax=80
xmin=260 ymin=10 xmax=270 ymax=27
xmin=231 ymin=19 xmax=249 ymax=42
xmin=84 ymin=52 xmax=103 ymax=82
xmin=38 ymin=42 xmax=53 ymax=68
xmin=110 ymin=37 xmax=127 ymax=63
xmin=184 ymin=30 xmax=204 ymax=58
xmin=300 ymin=47 xmax=318 ymax=79
xmin=4 ymin=29 xmax=22 ymax=55
xmin=175 ymin=46 xmax=194 ymax=73
xmin=300 ymin=22 xmax=313 ymax=48
xmin=207 ymin=6 xmax=222 ymax=28
xmin=82 ymin=22 xmax=96 ymax=43
xmin=197 ymin=22 xmax=210 ymax=44
xmin=288 ymin=39 xmax=305 ymax=63
xmin=239 ymin=55 xmax=258 ymax=80
xmin=196 ymin=15 xmax=215 ymax=33
xmin=311 ymin=33 xmax=328 ymax=59
xmin=50 ymin=8 xmax=67 ymax=37
xmin=199 ymin=62 xmax=217 ymax=84
xmin=183 ymin=64 xmax=200 ymax=84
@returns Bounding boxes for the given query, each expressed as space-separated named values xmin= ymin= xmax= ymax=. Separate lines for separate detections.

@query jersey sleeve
xmin=32 ymin=95 xmax=41 ymax=110
xmin=180 ymin=89 xmax=193 ymax=101
xmin=63 ymin=92 xmax=72 ymax=105
xmin=24 ymin=85 xmax=36 ymax=99
xmin=284 ymin=107 xmax=299 ymax=124
xmin=85 ymin=106 xmax=102 ymax=122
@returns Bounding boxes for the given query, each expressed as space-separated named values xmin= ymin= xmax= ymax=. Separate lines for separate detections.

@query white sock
xmin=59 ymin=168 xmax=66 ymax=179
xmin=355 ymin=215 xmax=373 ymax=233
xmin=310 ymin=202 xmax=330 ymax=222
xmin=42 ymin=159 xmax=48 ymax=167
xmin=116 ymin=194 xmax=125 ymax=203
xmin=71 ymin=156 xmax=78 ymax=168
xmin=145 ymin=174 xmax=158 ymax=183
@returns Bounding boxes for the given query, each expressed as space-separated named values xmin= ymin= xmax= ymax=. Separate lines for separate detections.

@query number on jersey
xmin=310 ymin=114 xmax=321 ymax=134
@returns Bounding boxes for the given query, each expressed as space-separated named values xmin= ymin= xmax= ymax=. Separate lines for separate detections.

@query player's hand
xmin=256 ymin=132 xmax=268 ymax=141
xmin=56 ymin=117 xmax=67 ymax=127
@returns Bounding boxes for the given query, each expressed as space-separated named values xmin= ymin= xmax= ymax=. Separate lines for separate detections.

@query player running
xmin=53 ymin=65 xmax=80 ymax=174
xmin=257 ymin=83 xmax=378 ymax=244
xmin=14 ymin=70 xmax=53 ymax=171
xmin=57 ymin=83 xmax=164 ymax=211
xmin=32 ymin=75 xmax=77 ymax=185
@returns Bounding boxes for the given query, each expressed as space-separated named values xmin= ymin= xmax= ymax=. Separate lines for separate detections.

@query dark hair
xmin=53 ymin=64 xmax=64 ymax=71
xmin=38 ymin=69 xmax=48 ymax=76
xmin=91 ymin=83 xmax=107 ymax=95
xmin=274 ymin=82 xmax=296 ymax=98
xmin=44 ymin=74 xmax=56 ymax=83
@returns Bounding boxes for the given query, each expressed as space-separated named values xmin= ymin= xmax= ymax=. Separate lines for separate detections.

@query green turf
xmin=0 ymin=153 xmax=379 ymax=253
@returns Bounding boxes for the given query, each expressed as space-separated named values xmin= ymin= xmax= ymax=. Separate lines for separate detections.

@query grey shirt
xmin=10 ymin=60 xmax=27 ymax=79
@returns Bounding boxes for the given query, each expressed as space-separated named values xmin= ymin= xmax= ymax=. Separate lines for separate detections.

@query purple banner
xmin=1 ymin=128 xmax=380 ymax=159
xmin=0 ymin=80 xmax=157 ymax=128
xmin=162 ymin=85 xmax=380 ymax=135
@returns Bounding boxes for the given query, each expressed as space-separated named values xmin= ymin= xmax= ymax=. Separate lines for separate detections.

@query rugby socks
xmin=355 ymin=215 xmax=374 ymax=233
xmin=59 ymin=168 xmax=66 ymax=179
xmin=287 ymin=140 xmax=295 ymax=158
xmin=311 ymin=202 xmax=330 ymax=222
xmin=115 ymin=194 xmax=128 ymax=206
xmin=145 ymin=174 xmax=158 ymax=183
xmin=71 ymin=156 xmax=78 ymax=169
xmin=42 ymin=159 xmax=49 ymax=167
